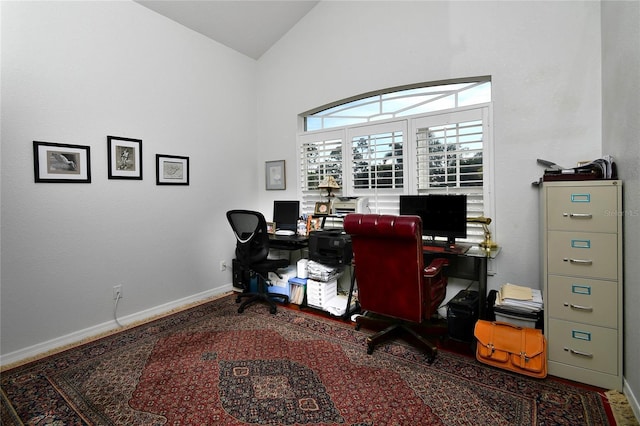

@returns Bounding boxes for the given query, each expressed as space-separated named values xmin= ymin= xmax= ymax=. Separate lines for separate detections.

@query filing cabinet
xmin=541 ymin=180 xmax=623 ymax=390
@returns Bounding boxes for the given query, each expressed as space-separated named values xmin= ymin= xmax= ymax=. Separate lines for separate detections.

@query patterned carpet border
xmin=1 ymin=294 xmax=613 ymax=425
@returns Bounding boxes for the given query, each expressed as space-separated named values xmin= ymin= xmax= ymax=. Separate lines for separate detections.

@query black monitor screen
xmin=399 ymin=194 xmax=467 ymax=245
xmin=273 ymin=200 xmax=300 ymax=231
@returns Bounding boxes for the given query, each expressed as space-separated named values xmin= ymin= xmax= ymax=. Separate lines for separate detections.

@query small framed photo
xmin=307 ymin=216 xmax=322 ymax=233
xmin=266 ymin=221 xmax=276 ymax=234
xmin=33 ymin=141 xmax=91 ymax=183
xmin=265 ymin=160 xmax=285 ymax=190
xmin=156 ymin=154 xmax=189 ymax=185
xmin=107 ymin=136 xmax=142 ymax=180
xmin=314 ymin=201 xmax=331 ymax=215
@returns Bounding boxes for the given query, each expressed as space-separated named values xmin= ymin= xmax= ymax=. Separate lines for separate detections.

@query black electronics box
xmin=232 ymin=259 xmax=250 ymax=289
xmin=447 ymin=290 xmax=480 ymax=342
xmin=309 ymin=230 xmax=353 ymax=266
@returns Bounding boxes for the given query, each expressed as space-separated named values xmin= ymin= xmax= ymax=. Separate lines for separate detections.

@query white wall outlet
xmin=113 ymin=284 xmax=123 ymax=300
xmin=219 ymin=260 xmax=227 ymax=272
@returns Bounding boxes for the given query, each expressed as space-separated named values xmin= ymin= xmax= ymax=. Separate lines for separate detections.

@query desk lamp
xmin=318 ymin=176 xmax=340 ymax=198
xmin=467 ymin=216 xmax=498 ymax=250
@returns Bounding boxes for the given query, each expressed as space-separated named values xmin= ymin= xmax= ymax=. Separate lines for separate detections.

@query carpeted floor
xmin=1 ymin=294 xmax=617 ymax=425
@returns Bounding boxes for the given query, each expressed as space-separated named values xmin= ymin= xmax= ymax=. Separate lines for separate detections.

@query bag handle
xmin=493 ymin=321 xmax=523 ymax=330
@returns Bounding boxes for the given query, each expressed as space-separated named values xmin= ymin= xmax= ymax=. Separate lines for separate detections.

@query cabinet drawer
xmin=547 ymin=231 xmax=618 ymax=279
xmin=548 ymin=319 xmax=618 ymax=375
xmin=547 ymin=275 xmax=617 ymax=327
xmin=547 ymin=186 xmax=618 ymax=232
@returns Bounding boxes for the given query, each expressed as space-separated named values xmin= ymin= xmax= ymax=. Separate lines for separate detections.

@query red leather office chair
xmin=344 ymin=214 xmax=448 ymax=362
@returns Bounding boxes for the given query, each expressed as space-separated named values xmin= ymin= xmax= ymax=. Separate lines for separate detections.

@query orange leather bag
xmin=474 ymin=320 xmax=547 ymax=379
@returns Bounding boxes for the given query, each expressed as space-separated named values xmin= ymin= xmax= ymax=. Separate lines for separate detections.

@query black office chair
xmin=226 ymin=210 xmax=290 ymax=314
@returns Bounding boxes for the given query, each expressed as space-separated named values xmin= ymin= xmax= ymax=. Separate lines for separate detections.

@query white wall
xmin=256 ymin=0 xmax=602 ymax=291
xmin=1 ymin=1 xmax=257 ymax=359
xmin=602 ymin=0 xmax=640 ymax=411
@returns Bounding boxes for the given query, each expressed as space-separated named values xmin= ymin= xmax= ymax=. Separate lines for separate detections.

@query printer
xmin=332 ymin=197 xmax=369 ymax=216
xmin=309 ymin=230 xmax=353 ymax=266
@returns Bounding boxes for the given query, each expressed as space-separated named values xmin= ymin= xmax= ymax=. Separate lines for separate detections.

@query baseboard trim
xmin=0 ymin=285 xmax=233 ymax=369
xmin=624 ymin=379 xmax=640 ymax=424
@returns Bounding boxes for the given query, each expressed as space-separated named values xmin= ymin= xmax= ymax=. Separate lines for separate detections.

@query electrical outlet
xmin=113 ymin=285 xmax=123 ymax=300
xmin=219 ymin=260 xmax=227 ymax=272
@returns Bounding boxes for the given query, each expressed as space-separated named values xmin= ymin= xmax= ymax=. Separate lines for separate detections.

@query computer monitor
xmin=399 ymin=194 xmax=467 ymax=247
xmin=273 ymin=200 xmax=300 ymax=231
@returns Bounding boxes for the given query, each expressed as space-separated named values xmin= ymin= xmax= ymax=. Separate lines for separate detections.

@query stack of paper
xmin=307 ymin=260 xmax=343 ymax=282
xmin=496 ymin=283 xmax=543 ymax=313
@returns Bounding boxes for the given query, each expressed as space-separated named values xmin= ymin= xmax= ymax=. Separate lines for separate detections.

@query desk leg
xmin=343 ymin=264 xmax=357 ymax=321
xmin=478 ymin=256 xmax=487 ymax=320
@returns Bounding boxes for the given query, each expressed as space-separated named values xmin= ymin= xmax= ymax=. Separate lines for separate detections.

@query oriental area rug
xmin=1 ymin=294 xmax=615 ymax=425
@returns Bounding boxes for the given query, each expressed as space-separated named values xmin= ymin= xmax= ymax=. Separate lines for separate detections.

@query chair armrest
xmin=424 ymin=258 xmax=449 ymax=278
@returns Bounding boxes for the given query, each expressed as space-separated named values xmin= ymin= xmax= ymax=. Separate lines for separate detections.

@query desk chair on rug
xmin=227 ymin=210 xmax=289 ymax=314
xmin=344 ymin=214 xmax=449 ymax=363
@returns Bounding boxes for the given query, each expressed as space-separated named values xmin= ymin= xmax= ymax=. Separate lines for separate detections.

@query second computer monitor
xmin=273 ymin=200 xmax=300 ymax=231
xmin=399 ymin=194 xmax=467 ymax=246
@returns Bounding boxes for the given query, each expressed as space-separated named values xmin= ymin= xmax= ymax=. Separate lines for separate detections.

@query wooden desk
xmin=423 ymin=245 xmax=500 ymax=320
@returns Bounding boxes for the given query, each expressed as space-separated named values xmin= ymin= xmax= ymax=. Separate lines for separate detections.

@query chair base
xmin=355 ymin=314 xmax=447 ymax=363
xmin=236 ymin=290 xmax=289 ymax=314
xmin=236 ymin=273 xmax=289 ymax=314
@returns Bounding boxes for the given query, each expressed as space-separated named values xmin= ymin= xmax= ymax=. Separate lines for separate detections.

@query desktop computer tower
xmin=446 ymin=290 xmax=479 ymax=343
xmin=232 ymin=259 xmax=250 ymax=290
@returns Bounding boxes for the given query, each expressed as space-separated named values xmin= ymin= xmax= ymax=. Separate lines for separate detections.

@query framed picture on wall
xmin=156 ymin=154 xmax=189 ymax=185
xmin=265 ymin=160 xmax=285 ymax=190
xmin=33 ymin=141 xmax=91 ymax=183
xmin=107 ymin=136 xmax=142 ymax=180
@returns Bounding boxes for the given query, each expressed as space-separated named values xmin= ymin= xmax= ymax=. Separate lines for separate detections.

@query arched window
xmin=298 ymin=77 xmax=493 ymax=244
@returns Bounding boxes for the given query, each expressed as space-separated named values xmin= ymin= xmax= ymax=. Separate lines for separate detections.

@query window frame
xmin=297 ymin=84 xmax=494 ymax=245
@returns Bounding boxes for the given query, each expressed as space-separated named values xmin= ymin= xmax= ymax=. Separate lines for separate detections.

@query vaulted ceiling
xmin=135 ymin=1 xmax=319 ymax=59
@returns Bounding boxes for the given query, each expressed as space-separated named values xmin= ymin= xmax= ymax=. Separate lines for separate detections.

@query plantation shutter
xmin=298 ymin=129 xmax=345 ymax=214
xmin=346 ymin=121 xmax=407 ymax=215
xmin=410 ymin=108 xmax=490 ymax=244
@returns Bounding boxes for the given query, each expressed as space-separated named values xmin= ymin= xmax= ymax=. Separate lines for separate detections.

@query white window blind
xmin=411 ymin=109 xmax=489 ymax=243
xmin=298 ymin=130 xmax=344 ymax=213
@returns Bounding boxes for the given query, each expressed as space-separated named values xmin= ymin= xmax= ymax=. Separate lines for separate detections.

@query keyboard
xmin=275 ymin=229 xmax=295 ymax=236
xmin=423 ymin=243 xmax=470 ymax=254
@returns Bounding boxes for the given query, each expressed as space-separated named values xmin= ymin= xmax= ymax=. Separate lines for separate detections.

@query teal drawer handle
xmin=572 ymin=285 xmax=592 ymax=295
xmin=572 ymin=330 xmax=592 ymax=341
xmin=571 ymin=193 xmax=591 ymax=203
xmin=571 ymin=239 xmax=591 ymax=249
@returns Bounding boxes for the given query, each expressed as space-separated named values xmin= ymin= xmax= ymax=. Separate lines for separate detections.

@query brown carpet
xmin=1 ymin=294 xmax=615 ymax=425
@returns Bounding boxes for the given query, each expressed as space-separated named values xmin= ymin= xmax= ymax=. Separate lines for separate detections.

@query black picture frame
xmin=33 ymin=141 xmax=91 ymax=183
xmin=156 ymin=154 xmax=189 ymax=185
xmin=107 ymin=136 xmax=142 ymax=180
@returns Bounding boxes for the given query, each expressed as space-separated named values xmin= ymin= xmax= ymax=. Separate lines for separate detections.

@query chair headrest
xmin=344 ymin=214 xmax=421 ymax=240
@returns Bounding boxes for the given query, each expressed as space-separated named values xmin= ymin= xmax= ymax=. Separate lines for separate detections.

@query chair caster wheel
xmin=236 ymin=296 xmax=242 ymax=303
xmin=238 ymin=307 xmax=244 ymax=313
xmin=355 ymin=324 xmax=361 ymax=331
xmin=269 ymin=306 xmax=277 ymax=314
xmin=366 ymin=345 xmax=374 ymax=355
